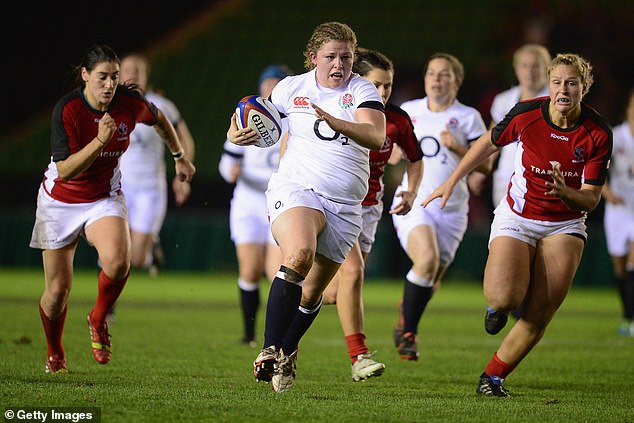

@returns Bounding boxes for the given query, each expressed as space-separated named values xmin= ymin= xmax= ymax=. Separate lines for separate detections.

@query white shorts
xmin=266 ymin=173 xmax=362 ymax=263
xmin=392 ymin=202 xmax=468 ymax=266
xmin=230 ymin=186 xmax=275 ymax=245
xmin=30 ymin=185 xmax=128 ymax=250
xmin=359 ymin=202 xmax=383 ymax=254
xmin=123 ymin=184 xmax=166 ymax=235
xmin=489 ymin=200 xmax=587 ymax=248
xmin=603 ymin=204 xmax=634 ymax=257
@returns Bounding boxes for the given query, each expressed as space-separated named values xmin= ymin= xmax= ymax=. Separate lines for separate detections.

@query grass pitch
xmin=1 ymin=268 xmax=632 ymax=422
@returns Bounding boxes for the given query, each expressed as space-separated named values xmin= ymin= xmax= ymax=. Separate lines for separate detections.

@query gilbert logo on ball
xmin=235 ymin=95 xmax=283 ymax=148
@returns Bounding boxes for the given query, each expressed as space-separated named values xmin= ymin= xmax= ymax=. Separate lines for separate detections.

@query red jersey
xmin=363 ymin=102 xmax=422 ymax=206
xmin=42 ymin=85 xmax=159 ymax=203
xmin=492 ymin=96 xmax=612 ymax=221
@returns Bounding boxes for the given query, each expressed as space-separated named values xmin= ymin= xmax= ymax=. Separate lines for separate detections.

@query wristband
xmin=96 ymin=135 xmax=106 ymax=145
xmin=172 ymin=149 xmax=185 ymax=160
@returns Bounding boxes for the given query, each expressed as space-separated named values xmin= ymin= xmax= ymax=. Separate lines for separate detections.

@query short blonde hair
xmin=513 ymin=44 xmax=551 ymax=68
xmin=303 ymin=22 xmax=357 ymax=70
xmin=548 ymin=53 xmax=594 ymax=96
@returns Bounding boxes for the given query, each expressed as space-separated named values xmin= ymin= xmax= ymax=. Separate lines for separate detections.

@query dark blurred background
xmin=2 ymin=0 xmax=632 ymax=283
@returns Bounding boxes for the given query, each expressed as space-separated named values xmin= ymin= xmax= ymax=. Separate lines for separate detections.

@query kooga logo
xmin=550 ymin=133 xmax=569 ymax=141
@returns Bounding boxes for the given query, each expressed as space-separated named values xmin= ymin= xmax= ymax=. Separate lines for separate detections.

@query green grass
xmin=1 ymin=268 xmax=632 ymax=422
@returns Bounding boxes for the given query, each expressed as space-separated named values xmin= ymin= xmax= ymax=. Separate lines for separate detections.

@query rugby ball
xmin=235 ymin=95 xmax=282 ymax=148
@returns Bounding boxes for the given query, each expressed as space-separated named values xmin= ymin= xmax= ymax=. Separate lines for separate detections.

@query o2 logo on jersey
xmin=447 ymin=117 xmax=459 ymax=129
xmin=420 ymin=136 xmax=440 ymax=157
xmin=314 ymin=119 xmax=349 ymax=146
xmin=339 ymin=93 xmax=354 ymax=110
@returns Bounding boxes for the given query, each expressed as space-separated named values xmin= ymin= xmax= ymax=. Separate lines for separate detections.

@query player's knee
xmin=129 ymin=253 xmax=146 ymax=269
xmin=339 ymin=263 xmax=364 ymax=287
xmin=100 ymin=252 xmax=131 ymax=280
xmin=45 ymin=281 xmax=71 ymax=303
xmin=285 ymin=247 xmax=314 ymax=277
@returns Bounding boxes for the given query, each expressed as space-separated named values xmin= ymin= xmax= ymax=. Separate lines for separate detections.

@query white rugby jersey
xmin=270 ymin=69 xmax=383 ymax=205
xmin=607 ymin=122 xmax=634 ymax=209
xmin=400 ymin=97 xmax=486 ymax=212
xmin=490 ymin=85 xmax=549 ymax=205
xmin=120 ymin=91 xmax=180 ymax=189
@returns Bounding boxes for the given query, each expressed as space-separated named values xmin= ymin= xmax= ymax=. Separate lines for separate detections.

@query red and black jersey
xmin=43 ymin=85 xmax=158 ymax=203
xmin=492 ymin=96 xmax=612 ymax=221
xmin=363 ymin=102 xmax=422 ymax=206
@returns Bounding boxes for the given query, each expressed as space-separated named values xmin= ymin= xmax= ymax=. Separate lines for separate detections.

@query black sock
xmin=240 ymin=286 xmax=260 ymax=340
xmin=282 ymin=299 xmax=322 ymax=354
xmin=402 ymin=279 xmax=433 ymax=334
xmin=623 ymin=271 xmax=634 ymax=320
xmin=263 ymin=277 xmax=302 ymax=349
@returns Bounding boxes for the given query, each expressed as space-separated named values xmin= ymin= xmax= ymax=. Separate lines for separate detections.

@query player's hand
xmin=544 ymin=161 xmax=569 ymax=198
xmin=175 ymin=158 xmax=196 ymax=183
xmin=98 ymin=113 xmax=117 ymax=145
xmin=421 ymin=181 xmax=454 ymax=209
xmin=312 ymin=103 xmax=344 ymax=132
xmin=227 ymin=113 xmax=259 ymax=146
xmin=440 ymin=124 xmax=458 ymax=151
xmin=390 ymin=190 xmax=417 ymax=215
xmin=172 ymin=178 xmax=191 ymax=206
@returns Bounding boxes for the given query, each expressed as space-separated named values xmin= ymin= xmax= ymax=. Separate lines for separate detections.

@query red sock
xmin=39 ymin=304 xmax=66 ymax=358
xmin=484 ymin=352 xmax=516 ymax=379
xmin=345 ymin=333 xmax=368 ymax=364
xmin=91 ymin=270 xmax=129 ymax=326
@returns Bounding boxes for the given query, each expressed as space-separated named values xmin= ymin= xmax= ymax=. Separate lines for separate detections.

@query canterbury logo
xmin=293 ymin=96 xmax=310 ymax=107
xmin=550 ymin=133 xmax=569 ymax=141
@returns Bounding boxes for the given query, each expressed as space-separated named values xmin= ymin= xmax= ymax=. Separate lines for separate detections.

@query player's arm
xmin=601 ymin=181 xmax=624 ymax=205
xmin=546 ymin=162 xmax=603 ymax=212
xmin=422 ymin=129 xmax=499 ymax=208
xmin=311 ymin=103 xmax=385 ymax=150
xmin=441 ymin=124 xmax=493 ymax=175
xmin=154 ymin=108 xmax=195 ymax=183
xmin=171 ymin=118 xmax=196 ymax=205
xmin=55 ymin=113 xmax=117 ymax=180
xmin=390 ymin=159 xmax=423 ymax=215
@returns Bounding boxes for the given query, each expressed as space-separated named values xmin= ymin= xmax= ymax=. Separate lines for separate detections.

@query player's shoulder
xmin=53 ymin=87 xmax=85 ymax=121
xmin=506 ymin=96 xmax=546 ymax=119
xmin=450 ymin=99 xmax=481 ymax=115
xmin=386 ymin=102 xmax=413 ymax=123
xmin=580 ymin=102 xmax=612 ymax=136
xmin=492 ymin=86 xmax=521 ymax=104
xmin=145 ymin=91 xmax=171 ymax=106
xmin=400 ymin=98 xmax=425 ymax=114
xmin=117 ymin=83 xmax=146 ymax=100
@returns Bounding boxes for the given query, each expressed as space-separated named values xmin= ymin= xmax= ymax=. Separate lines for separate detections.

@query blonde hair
xmin=303 ymin=22 xmax=357 ymax=70
xmin=513 ymin=44 xmax=551 ymax=68
xmin=548 ymin=53 xmax=594 ymax=96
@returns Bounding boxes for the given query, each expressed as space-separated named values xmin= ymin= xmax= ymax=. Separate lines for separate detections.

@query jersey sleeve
xmin=390 ymin=104 xmax=422 ymax=162
xmin=218 ymin=140 xmax=245 ymax=183
xmin=120 ymin=85 xmax=159 ymax=126
xmin=50 ymin=97 xmax=72 ymax=161
xmin=491 ymin=98 xmax=542 ymax=147
xmin=354 ymin=77 xmax=384 ymax=112
xmin=581 ymin=112 xmax=613 ymax=186
xmin=465 ymin=108 xmax=487 ymax=143
xmin=270 ymin=77 xmax=289 ymax=115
